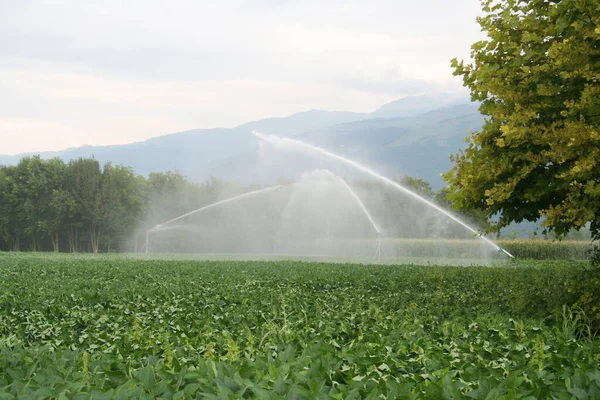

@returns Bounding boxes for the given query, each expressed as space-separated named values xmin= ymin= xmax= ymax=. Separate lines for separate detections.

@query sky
xmin=0 ymin=0 xmax=484 ymax=155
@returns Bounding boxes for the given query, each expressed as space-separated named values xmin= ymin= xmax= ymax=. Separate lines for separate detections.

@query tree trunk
xmin=51 ymin=231 xmax=59 ymax=252
xmin=68 ymin=226 xmax=75 ymax=253
xmin=90 ymin=225 xmax=100 ymax=254
xmin=13 ymin=233 xmax=20 ymax=252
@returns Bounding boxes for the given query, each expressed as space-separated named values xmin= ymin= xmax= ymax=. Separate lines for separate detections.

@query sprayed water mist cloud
xmin=139 ymin=130 xmax=514 ymax=265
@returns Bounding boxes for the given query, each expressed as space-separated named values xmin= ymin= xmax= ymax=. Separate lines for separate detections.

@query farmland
xmin=0 ymin=253 xmax=599 ymax=399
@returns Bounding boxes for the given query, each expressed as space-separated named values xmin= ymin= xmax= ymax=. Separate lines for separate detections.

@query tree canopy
xmin=446 ymin=0 xmax=600 ymax=239
xmin=0 ymin=157 xmax=249 ymax=253
xmin=0 ymin=155 xmax=476 ymax=252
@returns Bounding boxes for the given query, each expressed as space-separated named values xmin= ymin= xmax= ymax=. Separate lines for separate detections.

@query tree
xmin=0 ymin=165 xmax=27 ymax=250
xmin=13 ymin=157 xmax=51 ymax=251
xmin=69 ymin=158 xmax=104 ymax=253
xmin=397 ymin=176 xmax=434 ymax=199
xmin=0 ymin=166 xmax=12 ymax=250
xmin=64 ymin=162 xmax=84 ymax=252
xmin=39 ymin=158 xmax=69 ymax=252
xmin=144 ymin=171 xmax=191 ymax=228
xmin=102 ymin=165 xmax=146 ymax=252
xmin=434 ymin=187 xmax=491 ymax=232
xmin=47 ymin=188 xmax=77 ymax=251
xmin=445 ymin=0 xmax=600 ymax=240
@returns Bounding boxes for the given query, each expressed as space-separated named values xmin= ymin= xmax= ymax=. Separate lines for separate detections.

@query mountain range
xmin=0 ymin=93 xmax=480 ymax=189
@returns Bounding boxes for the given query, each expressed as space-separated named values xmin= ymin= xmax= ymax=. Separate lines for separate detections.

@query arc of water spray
xmin=147 ymin=171 xmax=380 ymax=237
xmin=148 ymin=185 xmax=282 ymax=233
xmin=318 ymin=169 xmax=381 ymax=235
xmin=252 ymin=131 xmax=514 ymax=259
xmin=318 ymin=170 xmax=386 ymax=260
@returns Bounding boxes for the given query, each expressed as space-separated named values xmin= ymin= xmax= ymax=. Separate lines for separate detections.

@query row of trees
xmin=0 ymin=156 xmax=248 ymax=253
xmin=1 ymin=155 xmax=495 ymax=253
xmin=2 ymin=154 xmax=584 ymax=253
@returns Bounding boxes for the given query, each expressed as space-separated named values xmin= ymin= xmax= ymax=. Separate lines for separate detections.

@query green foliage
xmin=0 ymin=158 xmax=252 ymax=253
xmin=498 ymin=239 xmax=593 ymax=260
xmin=0 ymin=253 xmax=599 ymax=398
xmin=446 ymin=0 xmax=600 ymax=241
xmin=267 ymin=238 xmax=593 ymax=261
xmin=568 ymin=263 xmax=600 ymax=333
xmin=397 ymin=175 xmax=434 ymax=198
xmin=435 ymin=186 xmax=492 ymax=231
xmin=0 ymin=153 xmax=498 ymax=253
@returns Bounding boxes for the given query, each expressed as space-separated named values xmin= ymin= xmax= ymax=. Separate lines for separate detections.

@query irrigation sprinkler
xmin=499 ymin=247 xmax=518 ymax=268
xmin=144 ymin=225 xmax=162 ymax=254
xmin=499 ymin=247 xmax=515 ymax=259
xmin=374 ymin=234 xmax=387 ymax=261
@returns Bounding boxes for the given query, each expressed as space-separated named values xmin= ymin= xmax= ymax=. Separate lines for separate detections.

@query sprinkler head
xmin=497 ymin=247 xmax=517 ymax=267
xmin=499 ymin=247 xmax=515 ymax=259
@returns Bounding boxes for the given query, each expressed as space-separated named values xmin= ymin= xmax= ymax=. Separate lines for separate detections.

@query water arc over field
xmin=151 ymin=169 xmax=381 ymax=237
xmin=144 ymin=132 xmax=514 ymax=264
xmin=148 ymin=185 xmax=282 ymax=233
xmin=316 ymin=169 xmax=381 ymax=235
xmin=252 ymin=131 xmax=514 ymax=259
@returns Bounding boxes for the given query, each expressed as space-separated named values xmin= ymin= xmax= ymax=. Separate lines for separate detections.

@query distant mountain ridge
xmin=0 ymin=93 xmax=478 ymax=189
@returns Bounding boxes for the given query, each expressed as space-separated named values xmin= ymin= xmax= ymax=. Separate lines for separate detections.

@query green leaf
xmin=138 ymin=366 xmax=155 ymax=390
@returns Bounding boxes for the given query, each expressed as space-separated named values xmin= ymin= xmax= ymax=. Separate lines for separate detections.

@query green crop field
xmin=0 ymin=253 xmax=599 ymax=399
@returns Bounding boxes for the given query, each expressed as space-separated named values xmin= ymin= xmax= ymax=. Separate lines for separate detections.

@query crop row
xmin=145 ymin=238 xmax=595 ymax=262
xmin=0 ymin=253 xmax=598 ymax=398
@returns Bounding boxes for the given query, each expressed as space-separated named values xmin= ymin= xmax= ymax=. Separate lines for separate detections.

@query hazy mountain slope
xmin=0 ymin=111 xmax=367 ymax=169
xmin=370 ymin=92 xmax=470 ymax=119
xmin=203 ymin=104 xmax=482 ymax=188
xmin=0 ymin=129 xmax=257 ymax=178
xmin=0 ymin=95 xmax=483 ymax=188
xmin=0 ymin=94 xmax=471 ymax=164
xmin=237 ymin=110 xmax=366 ymax=136
xmin=289 ymin=104 xmax=482 ymax=187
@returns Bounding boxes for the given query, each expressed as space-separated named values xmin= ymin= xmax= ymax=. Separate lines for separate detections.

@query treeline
xmin=0 ymin=156 xmax=478 ymax=253
xmin=2 ymin=156 xmax=582 ymax=253
xmin=0 ymin=156 xmax=253 ymax=253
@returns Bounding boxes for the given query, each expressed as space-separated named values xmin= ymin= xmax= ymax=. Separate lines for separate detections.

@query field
xmin=136 ymin=239 xmax=594 ymax=269
xmin=1 ymin=253 xmax=599 ymax=399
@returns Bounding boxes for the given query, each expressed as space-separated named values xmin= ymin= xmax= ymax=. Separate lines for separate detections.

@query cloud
xmin=0 ymin=63 xmax=396 ymax=155
xmin=0 ymin=118 xmax=93 ymax=155
xmin=0 ymin=0 xmax=484 ymax=154
xmin=0 ymin=0 xmax=481 ymax=82
xmin=340 ymin=77 xmax=461 ymax=97
xmin=0 ymin=64 xmax=391 ymax=113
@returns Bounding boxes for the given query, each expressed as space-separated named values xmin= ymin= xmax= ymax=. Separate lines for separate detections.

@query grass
xmin=146 ymin=237 xmax=595 ymax=262
xmin=0 ymin=252 xmax=598 ymax=399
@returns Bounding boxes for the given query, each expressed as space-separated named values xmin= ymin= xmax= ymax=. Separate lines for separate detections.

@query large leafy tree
xmin=446 ymin=0 xmax=600 ymax=239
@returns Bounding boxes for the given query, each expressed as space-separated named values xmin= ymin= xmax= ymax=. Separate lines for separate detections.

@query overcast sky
xmin=0 ymin=0 xmax=483 ymax=155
